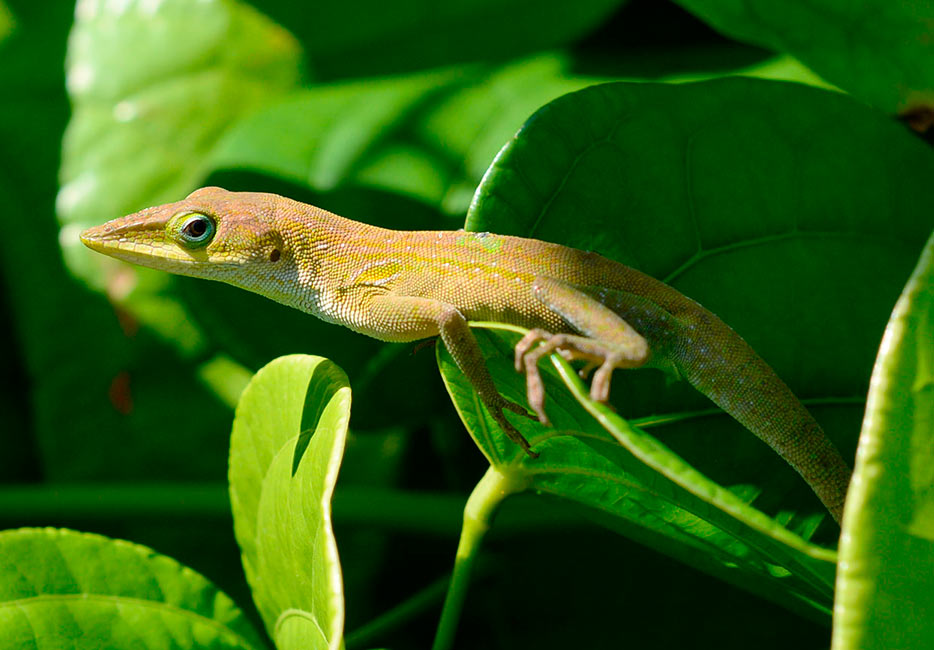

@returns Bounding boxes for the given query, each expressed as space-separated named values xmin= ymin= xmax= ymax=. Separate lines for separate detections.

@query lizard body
xmin=81 ymin=187 xmax=851 ymax=522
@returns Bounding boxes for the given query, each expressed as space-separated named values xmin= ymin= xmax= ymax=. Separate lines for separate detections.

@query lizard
xmin=80 ymin=186 xmax=852 ymax=523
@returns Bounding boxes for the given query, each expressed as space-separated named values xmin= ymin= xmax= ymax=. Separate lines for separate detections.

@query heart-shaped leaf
xmin=435 ymin=77 xmax=934 ymax=614
xmin=467 ymin=79 xmax=933 ymax=517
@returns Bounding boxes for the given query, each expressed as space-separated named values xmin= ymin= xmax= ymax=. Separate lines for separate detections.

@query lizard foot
xmin=515 ymin=331 xmax=648 ymax=423
xmin=486 ymin=394 xmax=539 ymax=458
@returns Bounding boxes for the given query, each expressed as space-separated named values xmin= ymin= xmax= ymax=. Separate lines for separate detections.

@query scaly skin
xmin=81 ymin=186 xmax=852 ymax=523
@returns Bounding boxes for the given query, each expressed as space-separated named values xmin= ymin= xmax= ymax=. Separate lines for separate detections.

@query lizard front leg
xmin=515 ymin=277 xmax=652 ymax=424
xmin=365 ymin=294 xmax=538 ymax=457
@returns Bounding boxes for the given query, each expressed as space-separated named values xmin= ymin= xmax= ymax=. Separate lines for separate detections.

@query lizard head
xmin=80 ymin=186 xmax=295 ymax=282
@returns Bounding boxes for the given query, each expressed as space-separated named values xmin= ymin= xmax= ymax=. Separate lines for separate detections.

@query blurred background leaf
xmin=0 ymin=1 xmax=13 ymax=43
xmin=672 ymin=0 xmax=934 ymax=113
xmin=262 ymin=0 xmax=625 ymax=79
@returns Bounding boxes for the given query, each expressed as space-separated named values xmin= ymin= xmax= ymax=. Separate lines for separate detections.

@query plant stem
xmin=431 ymin=465 xmax=526 ymax=650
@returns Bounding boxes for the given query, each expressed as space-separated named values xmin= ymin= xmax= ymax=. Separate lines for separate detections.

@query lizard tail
xmin=671 ymin=309 xmax=852 ymax=524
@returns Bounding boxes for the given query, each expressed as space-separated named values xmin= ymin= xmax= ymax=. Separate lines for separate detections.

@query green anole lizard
xmin=81 ymin=187 xmax=851 ymax=523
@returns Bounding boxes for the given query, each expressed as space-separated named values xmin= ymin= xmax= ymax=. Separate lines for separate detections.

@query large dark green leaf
xmin=672 ymin=0 xmax=934 ymax=112
xmin=440 ymin=77 xmax=933 ymax=602
xmin=468 ymin=80 xmax=932 ymax=477
xmin=833 ymin=231 xmax=934 ymax=649
xmin=0 ymin=528 xmax=265 ymax=650
xmin=229 ymin=355 xmax=350 ymax=649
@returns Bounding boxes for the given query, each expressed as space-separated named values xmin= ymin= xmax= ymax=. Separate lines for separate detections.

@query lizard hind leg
xmin=515 ymin=277 xmax=651 ymax=424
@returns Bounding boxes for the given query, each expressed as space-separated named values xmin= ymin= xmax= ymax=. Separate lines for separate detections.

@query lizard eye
xmin=176 ymin=213 xmax=215 ymax=248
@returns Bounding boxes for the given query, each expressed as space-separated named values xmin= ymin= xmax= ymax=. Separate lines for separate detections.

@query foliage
xmin=1 ymin=0 xmax=932 ymax=648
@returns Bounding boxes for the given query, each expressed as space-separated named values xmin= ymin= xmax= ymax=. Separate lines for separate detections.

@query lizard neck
xmin=277 ymin=197 xmax=390 ymax=322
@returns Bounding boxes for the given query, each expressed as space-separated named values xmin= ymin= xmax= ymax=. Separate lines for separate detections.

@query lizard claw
xmin=487 ymin=396 xmax=539 ymax=458
xmin=500 ymin=417 xmax=540 ymax=459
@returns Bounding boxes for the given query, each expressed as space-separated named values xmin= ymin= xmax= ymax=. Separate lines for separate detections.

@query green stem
xmin=432 ymin=466 xmax=526 ymax=650
xmin=0 ymin=483 xmax=583 ymax=535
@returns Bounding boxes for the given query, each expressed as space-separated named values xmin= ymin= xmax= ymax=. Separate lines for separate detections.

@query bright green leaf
xmin=229 ymin=355 xmax=350 ymax=650
xmin=0 ymin=527 xmax=265 ymax=650
xmin=57 ymin=0 xmax=301 ymax=348
xmin=833 ymin=231 xmax=934 ymax=649
xmin=672 ymin=0 xmax=934 ymax=112
xmin=59 ymin=0 xmax=300 ymax=232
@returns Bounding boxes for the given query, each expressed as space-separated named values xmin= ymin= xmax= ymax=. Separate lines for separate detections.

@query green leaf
xmin=438 ymin=325 xmax=837 ymax=616
xmin=439 ymin=78 xmax=934 ymax=610
xmin=833 ymin=231 xmax=934 ymax=649
xmin=229 ymin=355 xmax=350 ymax=650
xmin=210 ymin=54 xmax=606 ymax=217
xmin=59 ymin=0 xmax=300 ymax=231
xmin=57 ymin=0 xmax=301 ymax=347
xmin=0 ymin=0 xmax=13 ymax=44
xmin=0 ymin=527 xmax=265 ymax=650
xmin=467 ymin=80 xmax=933 ymax=510
xmin=671 ymin=0 xmax=934 ymax=112
xmin=210 ymin=52 xmax=834 ymax=222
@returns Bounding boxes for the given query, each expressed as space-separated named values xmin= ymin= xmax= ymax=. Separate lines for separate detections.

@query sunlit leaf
xmin=229 ymin=355 xmax=350 ymax=650
xmin=0 ymin=528 xmax=265 ymax=650
xmin=58 ymin=0 xmax=301 ymax=347
xmin=833 ymin=231 xmax=934 ymax=649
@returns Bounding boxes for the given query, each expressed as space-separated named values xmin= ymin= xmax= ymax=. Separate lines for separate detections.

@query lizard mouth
xmin=79 ymin=224 xmax=244 ymax=272
xmin=80 ymin=224 xmax=195 ymax=266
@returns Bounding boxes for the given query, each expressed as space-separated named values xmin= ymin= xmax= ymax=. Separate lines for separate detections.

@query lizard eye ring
xmin=176 ymin=213 xmax=215 ymax=248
